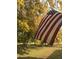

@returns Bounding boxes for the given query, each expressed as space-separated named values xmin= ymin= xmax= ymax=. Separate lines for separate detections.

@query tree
xmin=17 ymin=0 xmax=48 ymax=47
xmin=47 ymin=0 xmax=55 ymax=8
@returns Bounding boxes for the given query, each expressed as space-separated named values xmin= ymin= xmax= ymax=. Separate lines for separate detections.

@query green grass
xmin=17 ymin=46 xmax=62 ymax=59
xmin=47 ymin=50 xmax=62 ymax=59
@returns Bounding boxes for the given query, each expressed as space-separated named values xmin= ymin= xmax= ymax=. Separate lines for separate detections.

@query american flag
xmin=34 ymin=9 xmax=62 ymax=45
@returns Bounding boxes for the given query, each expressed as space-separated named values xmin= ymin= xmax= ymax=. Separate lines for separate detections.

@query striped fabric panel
xmin=47 ymin=19 xmax=62 ymax=45
xmin=34 ymin=14 xmax=48 ymax=39
xmin=35 ymin=12 xmax=59 ymax=40
xmin=49 ymin=21 xmax=62 ymax=45
xmin=34 ymin=9 xmax=62 ymax=45
xmin=35 ymin=10 xmax=56 ymax=39
xmin=35 ymin=15 xmax=51 ymax=39
xmin=39 ymin=13 xmax=61 ymax=41
xmin=38 ymin=13 xmax=60 ymax=40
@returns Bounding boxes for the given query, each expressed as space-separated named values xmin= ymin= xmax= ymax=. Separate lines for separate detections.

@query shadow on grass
xmin=17 ymin=57 xmax=43 ymax=59
xmin=17 ymin=44 xmax=30 ymax=55
xmin=47 ymin=50 xmax=62 ymax=59
xmin=17 ymin=44 xmax=45 ymax=55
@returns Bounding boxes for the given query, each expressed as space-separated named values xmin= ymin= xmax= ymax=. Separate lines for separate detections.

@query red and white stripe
xmin=34 ymin=9 xmax=62 ymax=45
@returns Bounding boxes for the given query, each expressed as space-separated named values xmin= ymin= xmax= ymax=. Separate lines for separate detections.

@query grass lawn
xmin=17 ymin=45 xmax=62 ymax=59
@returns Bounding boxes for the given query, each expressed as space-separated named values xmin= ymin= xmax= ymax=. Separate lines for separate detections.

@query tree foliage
xmin=17 ymin=0 xmax=48 ymax=44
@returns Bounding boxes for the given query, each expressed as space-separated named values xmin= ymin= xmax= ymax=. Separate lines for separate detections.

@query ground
xmin=17 ymin=43 xmax=62 ymax=59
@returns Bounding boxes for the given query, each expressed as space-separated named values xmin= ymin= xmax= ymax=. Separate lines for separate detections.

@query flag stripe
xmin=49 ymin=21 xmax=62 ymax=45
xmin=38 ymin=12 xmax=60 ymax=40
xmin=34 ymin=9 xmax=62 ymax=45
xmin=39 ymin=14 xmax=48 ymax=29
xmin=35 ymin=11 xmax=58 ymax=39
xmin=47 ymin=19 xmax=62 ymax=44
xmin=34 ymin=14 xmax=48 ymax=39
xmin=35 ymin=15 xmax=52 ymax=39
xmin=39 ymin=13 xmax=61 ymax=41
xmin=43 ymin=14 xmax=62 ymax=43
